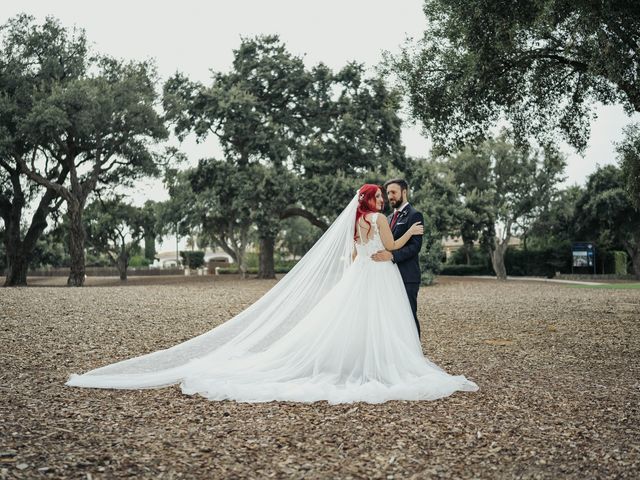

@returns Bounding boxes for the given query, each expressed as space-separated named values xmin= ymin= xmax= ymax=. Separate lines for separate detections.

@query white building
xmin=152 ymin=248 xmax=233 ymax=269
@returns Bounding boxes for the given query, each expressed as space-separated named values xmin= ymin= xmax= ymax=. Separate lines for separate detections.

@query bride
xmin=67 ymin=184 xmax=479 ymax=404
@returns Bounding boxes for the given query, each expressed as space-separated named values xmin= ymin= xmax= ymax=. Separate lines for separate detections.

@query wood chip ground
xmin=1 ymin=275 xmax=638 ymax=479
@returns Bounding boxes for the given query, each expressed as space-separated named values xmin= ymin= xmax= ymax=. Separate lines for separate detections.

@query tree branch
xmin=209 ymin=232 xmax=239 ymax=263
xmin=0 ymin=158 xmax=16 ymax=175
xmin=280 ymin=206 xmax=329 ymax=231
xmin=15 ymin=155 xmax=71 ymax=201
xmin=515 ymin=49 xmax=590 ymax=74
xmin=0 ymin=193 xmax=12 ymax=220
xmin=83 ymin=142 xmax=105 ymax=198
xmin=22 ymin=164 xmax=70 ymax=250
xmin=105 ymin=249 xmax=117 ymax=264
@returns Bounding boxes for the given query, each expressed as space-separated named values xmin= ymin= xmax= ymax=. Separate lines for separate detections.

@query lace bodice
xmin=355 ymin=213 xmax=385 ymax=258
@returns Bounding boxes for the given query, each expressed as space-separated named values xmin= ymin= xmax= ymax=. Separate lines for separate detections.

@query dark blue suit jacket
xmin=388 ymin=204 xmax=423 ymax=284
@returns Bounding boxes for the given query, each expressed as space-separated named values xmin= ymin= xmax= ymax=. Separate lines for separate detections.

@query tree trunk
xmin=235 ymin=246 xmax=248 ymax=279
xmin=208 ymin=232 xmax=250 ymax=279
xmin=2 ymin=162 xmax=69 ymax=287
xmin=117 ymin=253 xmax=129 ymax=281
xmin=4 ymin=247 xmax=28 ymax=286
xmin=490 ymin=239 xmax=509 ymax=281
xmin=67 ymin=202 xmax=86 ymax=287
xmin=3 ymin=196 xmax=62 ymax=286
xmin=257 ymin=236 xmax=276 ymax=279
xmin=144 ymin=233 xmax=156 ymax=262
xmin=463 ymin=241 xmax=472 ymax=265
xmin=630 ymin=249 xmax=640 ymax=279
xmin=4 ymin=209 xmax=28 ymax=286
xmin=238 ymin=260 xmax=248 ymax=279
xmin=624 ymin=234 xmax=640 ymax=280
xmin=2 ymin=170 xmax=27 ymax=286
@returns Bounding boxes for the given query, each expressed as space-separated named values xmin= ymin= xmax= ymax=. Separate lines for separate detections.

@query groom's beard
xmin=389 ymin=199 xmax=402 ymax=209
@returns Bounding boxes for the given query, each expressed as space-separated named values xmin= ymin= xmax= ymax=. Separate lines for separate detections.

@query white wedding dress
xmin=67 ymin=196 xmax=478 ymax=404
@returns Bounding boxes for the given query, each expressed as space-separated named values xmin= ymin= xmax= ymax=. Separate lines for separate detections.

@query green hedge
xmin=129 ymin=255 xmax=151 ymax=267
xmin=441 ymin=246 xmax=628 ymax=277
xmin=217 ymin=267 xmax=259 ymax=275
xmin=439 ymin=264 xmax=493 ymax=276
xmin=216 ymin=249 xmax=628 ymax=277
xmin=180 ymin=251 xmax=205 ymax=269
xmin=504 ymin=248 xmax=571 ymax=278
xmin=604 ymin=251 xmax=628 ymax=275
xmin=442 ymin=245 xmax=573 ymax=277
xmin=217 ymin=264 xmax=296 ymax=275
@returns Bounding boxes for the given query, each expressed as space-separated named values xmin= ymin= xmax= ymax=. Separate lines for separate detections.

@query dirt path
xmin=1 ymin=277 xmax=638 ymax=478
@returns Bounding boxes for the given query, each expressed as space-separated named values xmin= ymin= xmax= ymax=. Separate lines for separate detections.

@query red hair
xmin=354 ymin=184 xmax=382 ymax=240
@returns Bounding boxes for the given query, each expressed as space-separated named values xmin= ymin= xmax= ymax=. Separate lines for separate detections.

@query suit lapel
xmin=391 ymin=204 xmax=411 ymax=236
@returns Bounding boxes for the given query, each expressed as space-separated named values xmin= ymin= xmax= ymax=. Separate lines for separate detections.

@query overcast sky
xmin=3 ymin=1 xmax=637 ymax=251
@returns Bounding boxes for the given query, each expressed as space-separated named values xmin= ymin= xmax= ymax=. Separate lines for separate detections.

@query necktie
xmin=390 ymin=210 xmax=400 ymax=229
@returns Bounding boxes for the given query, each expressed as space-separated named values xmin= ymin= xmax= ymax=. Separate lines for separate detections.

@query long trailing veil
xmin=67 ymin=192 xmax=360 ymax=389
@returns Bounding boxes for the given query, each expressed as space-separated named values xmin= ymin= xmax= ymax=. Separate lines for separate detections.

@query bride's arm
xmin=376 ymin=215 xmax=423 ymax=251
xmin=352 ymin=243 xmax=357 ymax=261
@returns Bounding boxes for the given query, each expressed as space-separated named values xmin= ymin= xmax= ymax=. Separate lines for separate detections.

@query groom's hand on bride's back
xmin=408 ymin=222 xmax=424 ymax=236
xmin=371 ymin=250 xmax=393 ymax=262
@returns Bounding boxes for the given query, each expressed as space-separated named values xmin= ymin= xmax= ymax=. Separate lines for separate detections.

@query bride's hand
xmin=408 ymin=222 xmax=424 ymax=236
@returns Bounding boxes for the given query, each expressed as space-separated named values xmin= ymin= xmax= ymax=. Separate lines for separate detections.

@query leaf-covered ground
xmin=1 ymin=275 xmax=638 ymax=479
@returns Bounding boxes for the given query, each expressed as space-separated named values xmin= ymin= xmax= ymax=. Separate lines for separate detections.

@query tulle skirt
xmin=68 ymin=257 xmax=478 ymax=404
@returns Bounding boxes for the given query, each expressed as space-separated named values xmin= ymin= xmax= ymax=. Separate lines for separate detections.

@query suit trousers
xmin=404 ymin=282 xmax=420 ymax=338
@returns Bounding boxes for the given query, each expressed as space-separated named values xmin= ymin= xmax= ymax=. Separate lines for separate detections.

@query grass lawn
xmin=567 ymin=282 xmax=640 ymax=290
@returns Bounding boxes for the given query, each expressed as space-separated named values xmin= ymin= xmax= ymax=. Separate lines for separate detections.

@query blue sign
xmin=572 ymin=242 xmax=596 ymax=273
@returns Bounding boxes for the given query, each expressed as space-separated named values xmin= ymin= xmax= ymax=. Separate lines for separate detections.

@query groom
xmin=371 ymin=178 xmax=424 ymax=338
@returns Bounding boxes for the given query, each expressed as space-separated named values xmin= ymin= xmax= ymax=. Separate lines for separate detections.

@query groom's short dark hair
xmin=384 ymin=178 xmax=408 ymax=192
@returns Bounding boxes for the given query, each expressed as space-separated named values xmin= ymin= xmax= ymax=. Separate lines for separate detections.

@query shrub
xmin=446 ymin=246 xmax=490 ymax=266
xmin=217 ymin=261 xmax=298 ymax=275
xmin=180 ymin=251 xmax=205 ymax=269
xmin=246 ymin=252 xmax=259 ymax=269
xmin=129 ymin=255 xmax=151 ymax=267
xmin=505 ymin=247 xmax=571 ymax=277
xmin=217 ymin=267 xmax=259 ymax=275
xmin=439 ymin=264 xmax=493 ymax=276
xmin=604 ymin=250 xmax=628 ymax=275
xmin=421 ymin=271 xmax=436 ymax=285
